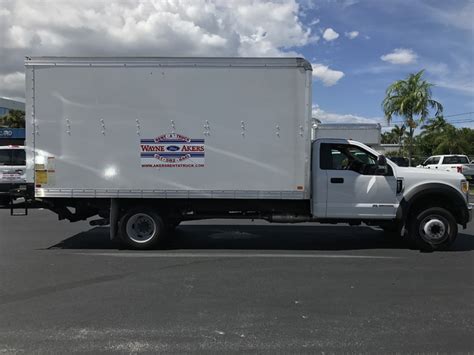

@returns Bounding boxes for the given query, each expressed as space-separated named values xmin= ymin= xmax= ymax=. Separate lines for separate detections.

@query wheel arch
xmin=397 ymin=183 xmax=468 ymax=226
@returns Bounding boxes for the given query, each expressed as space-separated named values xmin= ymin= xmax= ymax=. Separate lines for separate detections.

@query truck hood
xmin=396 ymin=166 xmax=465 ymax=179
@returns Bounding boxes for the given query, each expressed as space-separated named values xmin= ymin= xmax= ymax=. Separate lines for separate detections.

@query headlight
xmin=461 ymin=180 xmax=469 ymax=194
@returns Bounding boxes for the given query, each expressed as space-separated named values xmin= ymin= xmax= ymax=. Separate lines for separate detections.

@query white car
xmin=0 ymin=145 xmax=27 ymax=205
xmin=419 ymin=155 xmax=474 ymax=181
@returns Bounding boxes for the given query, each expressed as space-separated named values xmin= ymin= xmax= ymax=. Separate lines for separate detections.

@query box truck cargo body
xmin=25 ymin=57 xmax=312 ymax=199
xmin=17 ymin=57 xmax=470 ymax=251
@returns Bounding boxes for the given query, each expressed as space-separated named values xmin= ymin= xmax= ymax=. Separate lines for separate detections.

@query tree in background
xmin=392 ymin=124 xmax=406 ymax=144
xmin=382 ymin=70 xmax=443 ymax=166
xmin=422 ymin=116 xmax=448 ymax=134
xmin=381 ymin=124 xmax=405 ymax=145
xmin=433 ymin=125 xmax=471 ymax=155
xmin=0 ymin=109 xmax=25 ymax=128
xmin=416 ymin=116 xmax=448 ymax=157
xmin=381 ymin=131 xmax=395 ymax=144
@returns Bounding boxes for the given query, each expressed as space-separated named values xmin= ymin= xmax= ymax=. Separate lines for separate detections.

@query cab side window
xmin=320 ymin=143 xmax=393 ymax=176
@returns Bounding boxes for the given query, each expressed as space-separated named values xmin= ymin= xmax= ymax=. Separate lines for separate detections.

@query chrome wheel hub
xmin=419 ymin=215 xmax=448 ymax=244
xmin=126 ymin=213 xmax=157 ymax=243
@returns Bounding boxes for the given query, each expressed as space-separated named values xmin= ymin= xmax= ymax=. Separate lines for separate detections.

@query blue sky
xmin=0 ymin=0 xmax=472 ymax=128
xmin=296 ymin=0 xmax=474 ymax=127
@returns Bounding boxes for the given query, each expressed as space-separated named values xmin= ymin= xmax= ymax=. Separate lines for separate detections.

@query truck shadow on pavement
xmin=47 ymin=224 xmax=474 ymax=252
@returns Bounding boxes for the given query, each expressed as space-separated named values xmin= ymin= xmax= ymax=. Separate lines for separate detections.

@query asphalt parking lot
xmin=0 ymin=209 xmax=473 ymax=353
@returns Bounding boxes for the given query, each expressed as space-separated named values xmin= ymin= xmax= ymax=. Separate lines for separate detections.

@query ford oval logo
xmin=166 ymin=145 xmax=180 ymax=152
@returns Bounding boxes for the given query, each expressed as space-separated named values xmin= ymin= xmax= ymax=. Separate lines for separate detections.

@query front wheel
xmin=119 ymin=208 xmax=166 ymax=249
xmin=408 ymin=207 xmax=457 ymax=251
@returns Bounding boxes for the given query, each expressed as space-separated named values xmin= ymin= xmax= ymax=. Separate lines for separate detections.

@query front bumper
xmin=0 ymin=182 xmax=27 ymax=193
xmin=0 ymin=183 xmax=34 ymax=199
xmin=460 ymin=203 xmax=473 ymax=228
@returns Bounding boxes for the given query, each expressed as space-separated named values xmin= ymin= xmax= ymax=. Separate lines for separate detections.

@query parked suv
xmin=0 ymin=145 xmax=27 ymax=205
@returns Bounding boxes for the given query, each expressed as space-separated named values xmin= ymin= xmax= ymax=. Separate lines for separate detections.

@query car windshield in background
xmin=0 ymin=150 xmax=26 ymax=166
xmin=443 ymin=156 xmax=469 ymax=164
xmin=0 ymin=150 xmax=10 ymax=166
xmin=11 ymin=150 xmax=26 ymax=166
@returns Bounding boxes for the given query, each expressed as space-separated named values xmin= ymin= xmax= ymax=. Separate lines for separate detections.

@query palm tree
xmin=381 ymin=131 xmax=396 ymax=144
xmin=382 ymin=70 xmax=443 ymax=166
xmin=433 ymin=125 xmax=470 ymax=154
xmin=392 ymin=124 xmax=406 ymax=144
xmin=422 ymin=115 xmax=447 ymax=134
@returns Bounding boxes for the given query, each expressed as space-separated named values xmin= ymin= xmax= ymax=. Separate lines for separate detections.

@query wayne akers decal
xmin=140 ymin=133 xmax=205 ymax=167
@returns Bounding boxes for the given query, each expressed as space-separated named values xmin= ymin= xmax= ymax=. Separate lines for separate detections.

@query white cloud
xmin=0 ymin=0 xmax=314 ymax=99
xmin=435 ymin=79 xmax=474 ymax=95
xmin=380 ymin=48 xmax=418 ymax=65
xmin=311 ymin=64 xmax=344 ymax=86
xmin=340 ymin=0 xmax=359 ymax=8
xmin=344 ymin=31 xmax=359 ymax=39
xmin=406 ymin=1 xmax=474 ymax=32
xmin=0 ymin=72 xmax=25 ymax=98
xmin=312 ymin=105 xmax=381 ymax=124
xmin=322 ymin=28 xmax=339 ymax=41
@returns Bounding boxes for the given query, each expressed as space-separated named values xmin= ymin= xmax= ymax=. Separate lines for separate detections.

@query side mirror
xmin=377 ymin=155 xmax=387 ymax=166
xmin=377 ymin=155 xmax=388 ymax=174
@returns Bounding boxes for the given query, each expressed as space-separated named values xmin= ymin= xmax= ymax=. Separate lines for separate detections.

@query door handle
xmin=330 ymin=177 xmax=344 ymax=184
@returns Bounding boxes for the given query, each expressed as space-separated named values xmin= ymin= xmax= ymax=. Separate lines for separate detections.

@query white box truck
xmin=18 ymin=56 xmax=471 ymax=251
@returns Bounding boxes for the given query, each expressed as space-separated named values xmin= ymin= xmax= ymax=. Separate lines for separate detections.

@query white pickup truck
xmin=419 ymin=155 xmax=474 ymax=181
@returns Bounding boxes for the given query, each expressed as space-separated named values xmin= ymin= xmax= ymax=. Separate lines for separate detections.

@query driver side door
xmin=321 ymin=143 xmax=398 ymax=219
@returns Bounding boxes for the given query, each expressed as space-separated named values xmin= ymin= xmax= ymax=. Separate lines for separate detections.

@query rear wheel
xmin=119 ymin=208 xmax=166 ymax=249
xmin=408 ymin=207 xmax=457 ymax=251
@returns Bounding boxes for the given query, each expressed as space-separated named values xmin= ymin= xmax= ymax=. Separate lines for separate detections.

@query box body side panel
xmin=32 ymin=64 xmax=311 ymax=198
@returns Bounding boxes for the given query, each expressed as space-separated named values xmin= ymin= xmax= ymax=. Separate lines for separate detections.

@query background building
xmin=0 ymin=97 xmax=25 ymax=146
xmin=0 ymin=97 xmax=25 ymax=117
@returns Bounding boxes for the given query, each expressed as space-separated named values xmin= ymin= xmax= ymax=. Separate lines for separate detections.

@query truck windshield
xmin=0 ymin=151 xmax=9 ymax=165
xmin=11 ymin=150 xmax=26 ymax=166
xmin=443 ymin=156 xmax=469 ymax=164
xmin=0 ymin=150 xmax=26 ymax=166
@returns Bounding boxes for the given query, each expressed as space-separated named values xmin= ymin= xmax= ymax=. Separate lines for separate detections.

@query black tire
xmin=118 ymin=208 xmax=167 ymax=250
xmin=408 ymin=207 xmax=457 ymax=251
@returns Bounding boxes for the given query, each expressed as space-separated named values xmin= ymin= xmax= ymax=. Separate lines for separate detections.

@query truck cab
xmin=312 ymin=139 xmax=471 ymax=250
